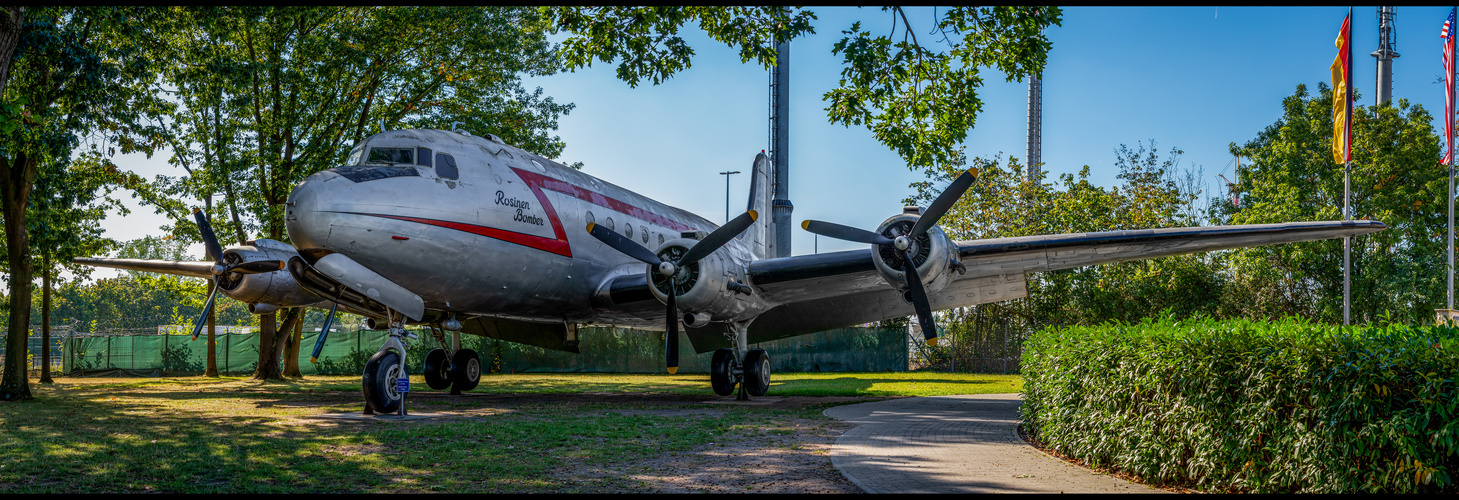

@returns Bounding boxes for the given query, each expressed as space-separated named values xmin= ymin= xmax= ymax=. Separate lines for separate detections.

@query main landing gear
xmin=423 ymin=346 xmax=481 ymax=394
xmin=361 ymin=312 xmax=481 ymax=414
xmin=709 ymin=321 xmax=771 ymax=400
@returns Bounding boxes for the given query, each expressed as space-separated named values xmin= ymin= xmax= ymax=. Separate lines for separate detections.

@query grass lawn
xmin=0 ymin=372 xmax=1020 ymax=493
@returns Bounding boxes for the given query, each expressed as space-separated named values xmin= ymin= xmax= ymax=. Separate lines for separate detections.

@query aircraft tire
xmin=451 ymin=348 xmax=481 ymax=392
xmin=710 ymin=348 xmax=737 ymax=396
xmin=362 ymin=350 xmax=403 ymax=413
xmin=743 ymin=349 xmax=770 ymax=397
xmin=423 ymin=349 xmax=452 ymax=390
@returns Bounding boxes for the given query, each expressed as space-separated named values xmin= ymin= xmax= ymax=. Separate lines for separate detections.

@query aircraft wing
xmin=697 ymin=220 xmax=1385 ymax=350
xmin=71 ymin=258 xmax=215 ymax=279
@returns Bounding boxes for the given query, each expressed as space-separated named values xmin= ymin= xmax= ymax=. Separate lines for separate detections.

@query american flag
xmin=1445 ymin=8 xmax=1456 ymax=166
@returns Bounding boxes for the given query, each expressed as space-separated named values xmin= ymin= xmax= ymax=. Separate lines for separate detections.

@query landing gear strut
xmin=363 ymin=312 xmax=412 ymax=415
xmin=424 ymin=324 xmax=480 ymax=394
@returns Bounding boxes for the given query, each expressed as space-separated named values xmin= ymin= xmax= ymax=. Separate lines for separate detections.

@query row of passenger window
xmin=364 ymin=147 xmax=458 ymax=180
xmin=586 ymin=211 xmax=664 ymax=247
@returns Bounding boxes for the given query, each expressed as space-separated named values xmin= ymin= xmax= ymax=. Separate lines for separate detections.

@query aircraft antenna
xmin=1373 ymin=6 xmax=1399 ymax=106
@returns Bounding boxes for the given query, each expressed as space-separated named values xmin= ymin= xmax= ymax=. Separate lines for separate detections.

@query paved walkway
xmin=824 ymin=394 xmax=1167 ymax=494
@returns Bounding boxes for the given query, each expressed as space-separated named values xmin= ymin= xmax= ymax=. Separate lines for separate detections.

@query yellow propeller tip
xmin=747 ymin=209 xmax=758 ymax=221
xmin=928 ymin=337 xmax=939 ymax=346
xmin=800 ymin=220 xmax=810 ymax=230
xmin=193 ymin=207 xmax=201 ymax=214
xmin=667 ymin=367 xmax=678 ymax=375
xmin=310 ymin=357 xmax=318 ymax=364
xmin=277 ymin=261 xmax=286 ymax=270
xmin=586 ymin=222 xmax=595 ymax=232
xmin=966 ymin=167 xmax=979 ymax=177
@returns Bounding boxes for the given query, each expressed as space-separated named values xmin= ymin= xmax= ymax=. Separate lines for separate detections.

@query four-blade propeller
xmin=800 ymin=167 xmax=979 ymax=342
xmin=189 ymin=209 xmax=286 ymax=340
xmin=587 ymin=210 xmax=759 ymax=374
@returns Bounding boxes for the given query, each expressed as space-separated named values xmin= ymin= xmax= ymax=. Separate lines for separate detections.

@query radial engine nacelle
xmin=644 ymin=237 xmax=755 ymax=326
xmin=871 ymin=210 xmax=960 ymax=300
xmin=218 ymin=239 xmax=323 ymax=313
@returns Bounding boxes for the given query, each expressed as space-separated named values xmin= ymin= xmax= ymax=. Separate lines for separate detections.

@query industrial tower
xmin=1026 ymin=75 xmax=1043 ymax=179
xmin=1373 ymin=6 xmax=1399 ymax=106
xmin=768 ymin=41 xmax=792 ymax=258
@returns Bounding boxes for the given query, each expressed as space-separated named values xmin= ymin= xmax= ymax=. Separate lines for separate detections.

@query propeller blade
xmin=909 ymin=167 xmax=979 ymax=238
xmin=666 ymin=289 xmax=679 ymax=374
xmin=310 ymin=301 xmax=340 ymax=363
xmin=801 ymin=219 xmax=894 ymax=246
xmin=677 ymin=210 xmax=758 ymax=267
xmin=190 ymin=282 xmax=220 ymax=341
xmin=228 ymin=260 xmax=286 ymax=275
xmin=587 ymin=222 xmax=663 ymax=265
xmin=902 ymin=249 xmax=938 ymax=341
xmin=193 ymin=208 xmax=225 ymax=264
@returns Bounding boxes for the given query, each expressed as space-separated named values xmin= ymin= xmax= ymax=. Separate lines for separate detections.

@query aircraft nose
xmin=286 ymin=169 xmax=342 ymax=251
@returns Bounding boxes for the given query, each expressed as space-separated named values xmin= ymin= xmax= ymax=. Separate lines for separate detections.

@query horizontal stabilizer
xmin=71 ymin=258 xmax=214 ymax=279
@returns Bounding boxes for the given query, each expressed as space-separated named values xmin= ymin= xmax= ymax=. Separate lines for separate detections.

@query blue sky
xmin=98 ymin=6 xmax=1459 ymax=272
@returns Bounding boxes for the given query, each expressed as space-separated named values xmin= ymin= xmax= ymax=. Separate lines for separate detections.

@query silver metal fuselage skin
xmin=286 ymin=129 xmax=760 ymax=328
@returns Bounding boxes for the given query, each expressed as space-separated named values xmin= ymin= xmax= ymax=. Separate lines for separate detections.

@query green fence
xmin=51 ymin=326 xmax=907 ymax=376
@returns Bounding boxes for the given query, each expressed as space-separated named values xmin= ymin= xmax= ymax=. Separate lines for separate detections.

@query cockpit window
xmin=435 ymin=153 xmax=458 ymax=180
xmin=366 ymin=148 xmax=414 ymax=165
xmin=346 ymin=144 xmax=364 ymax=165
xmin=417 ymin=147 xmax=432 ymax=167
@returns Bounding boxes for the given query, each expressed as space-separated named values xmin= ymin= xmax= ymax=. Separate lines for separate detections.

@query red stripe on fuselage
xmin=511 ymin=167 xmax=694 ymax=233
xmin=350 ymin=168 xmax=696 ymax=257
xmin=353 ymin=213 xmax=573 ymax=257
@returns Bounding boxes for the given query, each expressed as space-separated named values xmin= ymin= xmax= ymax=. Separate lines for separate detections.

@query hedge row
xmin=1021 ymin=317 xmax=1459 ymax=493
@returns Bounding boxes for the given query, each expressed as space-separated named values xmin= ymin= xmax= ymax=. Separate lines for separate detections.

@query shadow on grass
xmin=0 ymin=376 xmax=833 ymax=494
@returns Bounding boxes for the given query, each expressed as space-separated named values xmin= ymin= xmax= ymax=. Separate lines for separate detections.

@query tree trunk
xmin=283 ymin=309 xmax=303 ymax=378
xmin=0 ymin=153 xmax=37 ymax=401
xmin=205 ymin=279 xmax=218 ymax=377
xmin=251 ymin=312 xmax=281 ymax=380
xmin=252 ymin=308 xmax=302 ymax=380
xmin=0 ymin=7 xmax=25 ymax=97
xmin=39 ymin=252 xmax=51 ymax=384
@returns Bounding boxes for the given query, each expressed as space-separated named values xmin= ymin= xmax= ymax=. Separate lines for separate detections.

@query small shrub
xmin=160 ymin=341 xmax=203 ymax=375
xmin=314 ymin=347 xmax=373 ymax=375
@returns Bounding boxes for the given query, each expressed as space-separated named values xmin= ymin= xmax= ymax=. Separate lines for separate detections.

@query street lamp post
xmin=719 ymin=170 xmax=740 ymax=223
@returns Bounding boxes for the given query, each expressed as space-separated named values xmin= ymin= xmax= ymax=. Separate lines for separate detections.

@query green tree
xmin=547 ymin=6 xmax=1061 ymax=173
xmin=0 ymin=7 xmax=169 ymax=400
xmin=28 ymin=152 xmax=124 ymax=383
xmin=146 ymin=7 xmax=577 ymax=380
xmin=909 ymin=141 xmax=1218 ymax=332
xmin=1219 ymin=84 xmax=1443 ymax=324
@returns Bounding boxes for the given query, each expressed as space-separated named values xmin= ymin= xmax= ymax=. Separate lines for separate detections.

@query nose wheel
xmin=362 ymin=350 xmax=404 ymax=414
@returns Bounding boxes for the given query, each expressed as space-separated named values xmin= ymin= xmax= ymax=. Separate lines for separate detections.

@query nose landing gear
xmin=362 ymin=313 xmax=412 ymax=415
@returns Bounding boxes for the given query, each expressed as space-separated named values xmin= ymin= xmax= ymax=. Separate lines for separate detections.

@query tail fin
xmin=739 ymin=152 xmax=772 ymax=260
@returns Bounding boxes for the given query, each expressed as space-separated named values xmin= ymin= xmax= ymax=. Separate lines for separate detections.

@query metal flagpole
xmin=1450 ymin=6 xmax=1457 ymax=314
xmin=1344 ymin=5 xmax=1352 ymax=326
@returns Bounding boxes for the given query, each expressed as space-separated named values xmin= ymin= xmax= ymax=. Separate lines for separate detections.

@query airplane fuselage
xmin=286 ymin=129 xmax=756 ymax=327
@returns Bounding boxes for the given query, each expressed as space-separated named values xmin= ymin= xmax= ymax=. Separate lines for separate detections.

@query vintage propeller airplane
xmin=76 ymin=127 xmax=1385 ymax=412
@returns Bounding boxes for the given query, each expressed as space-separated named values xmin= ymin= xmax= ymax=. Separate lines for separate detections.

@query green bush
xmin=1021 ymin=317 xmax=1459 ymax=493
